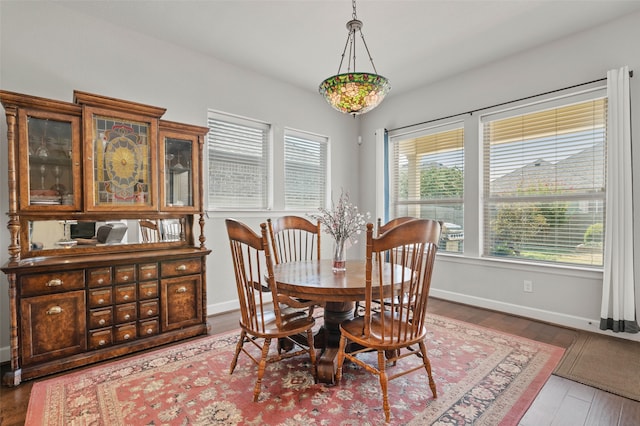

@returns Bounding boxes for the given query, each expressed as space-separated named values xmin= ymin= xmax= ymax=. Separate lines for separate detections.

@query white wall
xmin=360 ymin=11 xmax=640 ymax=341
xmin=0 ymin=2 xmax=360 ymax=361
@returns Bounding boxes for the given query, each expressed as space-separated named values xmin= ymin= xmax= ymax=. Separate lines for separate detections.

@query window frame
xmin=480 ymin=87 xmax=607 ymax=268
xmin=387 ymin=120 xmax=465 ymax=254
xmin=283 ymin=128 xmax=329 ymax=211
xmin=206 ymin=110 xmax=272 ymax=211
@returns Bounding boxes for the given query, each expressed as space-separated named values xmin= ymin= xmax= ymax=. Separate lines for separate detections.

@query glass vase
xmin=332 ymin=237 xmax=347 ymax=272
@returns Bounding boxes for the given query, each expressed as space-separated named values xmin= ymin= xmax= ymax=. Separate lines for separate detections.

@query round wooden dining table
xmin=272 ymin=258 xmax=404 ymax=384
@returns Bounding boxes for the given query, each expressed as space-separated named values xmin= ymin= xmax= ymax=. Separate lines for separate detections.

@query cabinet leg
xmin=2 ymin=368 xmax=22 ymax=387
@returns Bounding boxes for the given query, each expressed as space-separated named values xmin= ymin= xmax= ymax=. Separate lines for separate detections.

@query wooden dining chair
xmin=267 ymin=215 xmax=323 ymax=316
xmin=267 ymin=216 xmax=321 ymax=264
xmin=138 ymin=219 xmax=160 ymax=243
xmin=336 ymin=219 xmax=441 ymax=422
xmin=354 ymin=216 xmax=418 ymax=316
xmin=376 ymin=216 xmax=417 ymax=236
xmin=225 ymin=219 xmax=317 ymax=402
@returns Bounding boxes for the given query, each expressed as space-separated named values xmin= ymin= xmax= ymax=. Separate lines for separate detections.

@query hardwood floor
xmin=1 ymin=298 xmax=638 ymax=425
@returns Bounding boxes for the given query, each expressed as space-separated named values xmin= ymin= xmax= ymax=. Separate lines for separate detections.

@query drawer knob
xmin=46 ymin=306 xmax=63 ymax=315
xmin=145 ymin=272 xmax=152 ymax=278
xmin=123 ymin=333 xmax=131 ymax=340
xmin=176 ymin=286 xmax=187 ymax=293
xmin=176 ymin=264 xmax=187 ymax=271
xmin=123 ymin=294 xmax=130 ymax=300
xmin=45 ymin=278 xmax=63 ymax=287
xmin=122 ymin=275 xmax=130 ymax=281
xmin=124 ymin=314 xmax=131 ymax=320
xmin=99 ymin=319 xmax=106 ymax=325
xmin=146 ymin=328 xmax=153 ymax=335
xmin=98 ymin=298 xmax=105 ymax=305
xmin=98 ymin=339 xmax=106 ymax=346
xmin=97 ymin=278 xmax=104 ymax=285
xmin=146 ymin=291 xmax=153 ymax=296
xmin=147 ymin=309 xmax=154 ymax=315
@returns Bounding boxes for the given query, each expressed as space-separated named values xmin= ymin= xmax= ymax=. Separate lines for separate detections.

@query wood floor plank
xmin=550 ymin=394 xmax=591 ymax=426
xmin=519 ymin=375 xmax=571 ymax=425
xmin=567 ymin=379 xmax=597 ymax=402
xmin=619 ymin=397 xmax=640 ymax=426
xmin=584 ymin=390 xmax=623 ymax=426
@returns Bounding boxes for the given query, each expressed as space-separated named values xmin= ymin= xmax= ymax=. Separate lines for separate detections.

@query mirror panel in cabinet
xmin=27 ymin=219 xmax=185 ymax=252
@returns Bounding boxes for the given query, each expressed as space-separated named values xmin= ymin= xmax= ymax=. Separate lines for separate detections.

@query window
xmin=482 ymin=91 xmax=607 ymax=266
xmin=388 ymin=123 xmax=464 ymax=253
xmin=207 ymin=111 xmax=270 ymax=210
xmin=283 ymin=129 xmax=328 ymax=210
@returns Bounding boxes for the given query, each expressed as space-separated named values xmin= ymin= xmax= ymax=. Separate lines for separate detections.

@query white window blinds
xmin=283 ymin=130 xmax=328 ymax=210
xmin=482 ymin=92 xmax=607 ymax=266
xmin=207 ymin=112 xmax=270 ymax=209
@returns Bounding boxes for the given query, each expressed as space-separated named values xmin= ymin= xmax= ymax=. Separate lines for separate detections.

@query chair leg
xmin=418 ymin=340 xmax=437 ymax=398
xmin=253 ymin=337 xmax=272 ymax=402
xmin=306 ymin=329 xmax=318 ymax=380
xmin=377 ymin=350 xmax=391 ymax=423
xmin=336 ymin=335 xmax=348 ymax=382
xmin=230 ymin=330 xmax=246 ymax=374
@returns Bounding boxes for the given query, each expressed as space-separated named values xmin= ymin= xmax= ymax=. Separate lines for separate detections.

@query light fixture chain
xmin=358 ymin=30 xmax=378 ymax=75
xmin=352 ymin=0 xmax=357 ymax=20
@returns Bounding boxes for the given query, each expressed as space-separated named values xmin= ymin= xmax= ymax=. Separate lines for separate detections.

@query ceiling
xmin=62 ymin=1 xmax=640 ymax=97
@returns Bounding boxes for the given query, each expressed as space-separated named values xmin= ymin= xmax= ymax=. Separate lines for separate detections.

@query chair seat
xmin=241 ymin=307 xmax=314 ymax=337
xmin=340 ymin=312 xmax=427 ymax=350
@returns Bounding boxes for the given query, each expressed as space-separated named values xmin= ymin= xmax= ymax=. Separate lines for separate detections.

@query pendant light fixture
xmin=319 ymin=0 xmax=391 ymax=116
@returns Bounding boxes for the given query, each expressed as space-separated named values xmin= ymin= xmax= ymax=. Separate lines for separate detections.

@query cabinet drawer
xmin=139 ymin=319 xmax=159 ymax=337
xmin=115 ymin=324 xmax=137 ymax=343
xmin=21 ymin=270 xmax=85 ymax=297
xmin=161 ymin=274 xmax=202 ymax=331
xmin=87 ymin=267 xmax=112 ymax=288
xmin=114 ymin=265 xmax=136 ymax=284
xmin=115 ymin=303 xmax=137 ymax=323
xmin=88 ymin=328 xmax=113 ymax=350
xmin=115 ymin=284 xmax=136 ymax=304
xmin=139 ymin=300 xmax=158 ymax=319
xmin=138 ymin=281 xmax=158 ymax=300
xmin=88 ymin=288 xmax=113 ymax=308
xmin=20 ymin=290 xmax=86 ymax=366
xmin=138 ymin=263 xmax=158 ymax=281
xmin=161 ymin=258 xmax=201 ymax=277
xmin=89 ymin=307 xmax=113 ymax=329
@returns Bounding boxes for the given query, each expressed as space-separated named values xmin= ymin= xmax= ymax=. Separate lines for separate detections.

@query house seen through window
xmin=482 ymin=93 xmax=607 ymax=266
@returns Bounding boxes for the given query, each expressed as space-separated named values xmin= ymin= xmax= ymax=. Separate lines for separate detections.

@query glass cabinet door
xmin=160 ymin=130 xmax=199 ymax=212
xmin=19 ymin=110 xmax=81 ymax=211
xmin=83 ymin=108 xmax=158 ymax=211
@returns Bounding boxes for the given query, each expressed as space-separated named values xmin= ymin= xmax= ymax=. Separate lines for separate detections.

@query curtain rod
xmin=387 ymin=70 xmax=633 ymax=133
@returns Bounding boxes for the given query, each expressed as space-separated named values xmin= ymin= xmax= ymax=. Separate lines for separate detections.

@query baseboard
xmin=430 ymin=289 xmax=640 ymax=343
xmin=207 ymin=300 xmax=240 ymax=316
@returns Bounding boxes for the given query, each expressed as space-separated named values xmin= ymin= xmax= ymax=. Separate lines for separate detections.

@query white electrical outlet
xmin=523 ymin=280 xmax=533 ymax=293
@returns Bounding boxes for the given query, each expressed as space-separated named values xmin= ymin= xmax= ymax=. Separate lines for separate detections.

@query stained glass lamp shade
xmin=319 ymin=1 xmax=390 ymax=116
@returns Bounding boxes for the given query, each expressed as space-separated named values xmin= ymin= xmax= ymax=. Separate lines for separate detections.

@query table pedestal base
xmin=316 ymin=301 xmax=355 ymax=384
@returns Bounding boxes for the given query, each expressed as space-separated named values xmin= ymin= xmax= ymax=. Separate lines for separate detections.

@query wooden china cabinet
xmin=0 ymin=90 xmax=211 ymax=386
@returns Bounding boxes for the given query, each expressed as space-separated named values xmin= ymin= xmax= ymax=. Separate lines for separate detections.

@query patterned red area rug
xmin=26 ymin=314 xmax=563 ymax=425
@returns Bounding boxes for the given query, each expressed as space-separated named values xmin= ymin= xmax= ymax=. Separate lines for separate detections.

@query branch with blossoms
xmin=308 ymin=189 xmax=370 ymax=245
